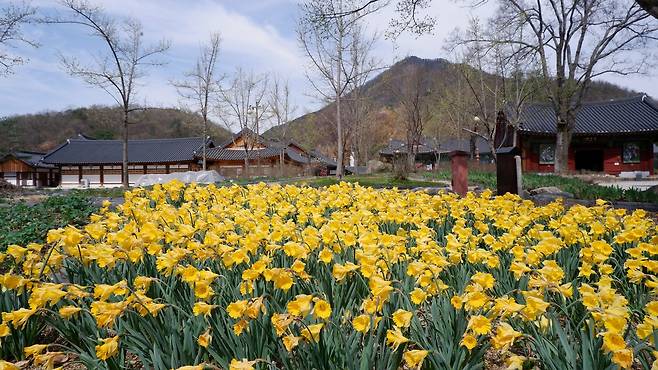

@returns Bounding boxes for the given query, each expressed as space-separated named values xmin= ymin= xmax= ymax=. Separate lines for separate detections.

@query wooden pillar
xmin=450 ymin=150 xmax=469 ymax=197
xmin=32 ymin=171 xmax=37 ymax=187
xmin=143 ymin=164 xmax=147 ymax=174
xmin=99 ymin=166 xmax=104 ymax=186
xmin=165 ymin=164 xmax=170 ymax=174
xmin=78 ymin=166 xmax=83 ymax=183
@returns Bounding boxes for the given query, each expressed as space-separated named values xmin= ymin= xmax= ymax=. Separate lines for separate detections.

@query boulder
xmin=367 ymin=159 xmax=391 ymax=173
xmin=647 ymin=185 xmax=658 ymax=195
xmin=530 ymin=186 xmax=574 ymax=198
xmin=412 ymin=186 xmax=450 ymax=195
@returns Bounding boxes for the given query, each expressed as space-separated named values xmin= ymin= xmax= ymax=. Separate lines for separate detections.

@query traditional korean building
xmin=203 ymin=129 xmax=324 ymax=177
xmin=42 ymin=135 xmax=212 ymax=187
xmin=502 ymin=95 xmax=658 ymax=175
xmin=379 ymin=137 xmax=493 ymax=168
xmin=0 ymin=151 xmax=59 ymax=187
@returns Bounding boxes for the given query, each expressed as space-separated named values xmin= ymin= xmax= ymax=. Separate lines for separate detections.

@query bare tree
xmin=477 ymin=0 xmax=658 ymax=173
xmin=0 ymin=1 xmax=37 ymax=75
xmin=269 ymin=76 xmax=296 ymax=176
xmin=307 ymin=0 xmax=435 ymax=37
xmin=634 ymin=0 xmax=658 ymax=18
xmin=343 ymin=26 xmax=379 ymax=168
xmin=322 ymin=0 xmax=658 ymax=30
xmin=298 ymin=0 xmax=379 ymax=178
xmin=173 ymin=33 xmax=221 ymax=170
xmin=48 ymin=0 xmax=169 ymax=187
xmin=447 ymin=17 xmax=538 ymax=161
xmin=345 ymin=0 xmax=657 ymax=174
xmin=385 ymin=65 xmax=432 ymax=172
xmin=217 ymin=68 xmax=268 ymax=177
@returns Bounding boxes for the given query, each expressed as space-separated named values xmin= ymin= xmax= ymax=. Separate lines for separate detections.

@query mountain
xmin=0 ymin=106 xmax=232 ymax=154
xmin=264 ymin=56 xmax=638 ymax=158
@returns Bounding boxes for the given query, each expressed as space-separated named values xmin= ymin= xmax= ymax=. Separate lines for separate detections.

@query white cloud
xmin=2 ymin=0 xmax=657 ymax=119
xmin=93 ymin=0 xmax=304 ymax=73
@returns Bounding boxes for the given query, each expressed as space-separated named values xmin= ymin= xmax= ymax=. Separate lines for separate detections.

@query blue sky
xmin=2 ymin=0 xmax=657 ymax=128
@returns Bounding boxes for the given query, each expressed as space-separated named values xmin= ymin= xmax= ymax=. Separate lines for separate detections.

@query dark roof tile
xmin=4 ymin=151 xmax=56 ymax=169
xmin=519 ymin=95 xmax=658 ymax=135
xmin=43 ymin=137 xmax=209 ymax=165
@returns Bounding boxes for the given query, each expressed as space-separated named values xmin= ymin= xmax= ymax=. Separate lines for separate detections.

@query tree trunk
xmin=122 ymin=111 xmax=129 ymax=188
xmin=407 ymin=151 xmax=415 ymax=172
xmin=335 ymin=6 xmax=344 ymax=179
xmin=636 ymin=0 xmax=658 ymax=19
xmin=202 ymin=118 xmax=207 ymax=171
xmin=336 ymin=94 xmax=344 ymax=178
xmin=554 ymin=127 xmax=571 ymax=174
xmin=489 ymin=141 xmax=497 ymax=163
xmin=244 ymin=156 xmax=249 ymax=178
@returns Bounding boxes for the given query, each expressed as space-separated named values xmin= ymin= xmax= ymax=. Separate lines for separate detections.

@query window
xmin=622 ymin=142 xmax=641 ymax=164
xmin=539 ymin=143 xmax=555 ymax=165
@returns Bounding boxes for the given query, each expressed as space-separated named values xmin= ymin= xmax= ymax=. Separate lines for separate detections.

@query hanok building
xmin=0 ymin=151 xmax=59 ymax=187
xmin=203 ymin=129 xmax=317 ymax=177
xmin=42 ymin=135 xmax=212 ymax=187
xmin=379 ymin=137 xmax=493 ymax=168
xmin=504 ymin=95 xmax=658 ymax=175
xmin=379 ymin=139 xmax=440 ymax=169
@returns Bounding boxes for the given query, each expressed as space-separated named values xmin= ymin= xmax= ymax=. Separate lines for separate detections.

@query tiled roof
xmin=218 ymin=128 xmax=268 ymax=149
xmin=284 ymin=148 xmax=311 ymax=164
xmin=309 ymin=150 xmax=337 ymax=167
xmin=379 ymin=139 xmax=439 ymax=156
xmin=205 ymin=147 xmax=282 ymax=161
xmin=43 ymin=137 xmax=210 ymax=165
xmin=436 ymin=138 xmax=492 ymax=154
xmin=519 ymin=94 xmax=658 ymax=135
xmin=3 ymin=151 xmax=56 ymax=169
xmin=203 ymin=147 xmax=310 ymax=164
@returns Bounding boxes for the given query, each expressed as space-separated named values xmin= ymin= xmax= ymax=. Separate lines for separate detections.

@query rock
xmin=412 ymin=187 xmax=450 ymax=195
xmin=530 ymin=186 xmax=562 ymax=195
xmin=619 ymin=171 xmax=650 ymax=179
xmin=529 ymin=186 xmax=574 ymax=198
xmin=367 ymin=160 xmax=391 ymax=173
xmin=647 ymin=185 xmax=658 ymax=194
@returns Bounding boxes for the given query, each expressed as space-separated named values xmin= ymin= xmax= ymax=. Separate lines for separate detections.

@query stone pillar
xmin=450 ymin=150 xmax=469 ymax=196
xmin=515 ymin=155 xmax=523 ymax=196
xmin=495 ymin=147 xmax=521 ymax=195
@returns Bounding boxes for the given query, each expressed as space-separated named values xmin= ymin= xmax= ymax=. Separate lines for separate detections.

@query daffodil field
xmin=1 ymin=181 xmax=658 ymax=370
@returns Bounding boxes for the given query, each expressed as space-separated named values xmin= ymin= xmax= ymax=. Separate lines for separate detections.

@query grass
xmin=425 ymin=170 xmax=658 ymax=203
xmin=0 ymin=193 xmax=98 ymax=251
xmin=67 ymin=187 xmax=127 ymax=198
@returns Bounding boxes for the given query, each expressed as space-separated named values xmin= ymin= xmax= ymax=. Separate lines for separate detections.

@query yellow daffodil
xmin=96 ymin=336 xmax=119 ymax=361
xmin=385 ymin=327 xmax=409 ymax=351
xmin=402 ymin=349 xmax=429 ymax=369
xmin=392 ymin=309 xmax=413 ymax=329
xmin=467 ymin=315 xmax=491 ymax=335
xmin=229 ymin=359 xmax=257 ymax=370
xmin=198 ymin=329 xmax=212 ymax=347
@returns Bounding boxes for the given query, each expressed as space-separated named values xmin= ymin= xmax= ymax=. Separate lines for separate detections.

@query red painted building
xmin=498 ymin=95 xmax=658 ymax=176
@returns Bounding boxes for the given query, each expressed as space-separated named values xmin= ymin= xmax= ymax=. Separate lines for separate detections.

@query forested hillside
xmin=0 ymin=106 xmax=232 ymax=153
